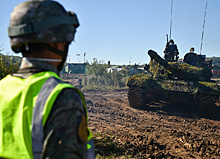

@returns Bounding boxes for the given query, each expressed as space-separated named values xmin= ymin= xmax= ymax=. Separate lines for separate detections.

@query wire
xmin=200 ymin=0 xmax=208 ymax=55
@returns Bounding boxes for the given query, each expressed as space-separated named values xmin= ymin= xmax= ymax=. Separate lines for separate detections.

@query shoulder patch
xmin=78 ymin=115 xmax=88 ymax=142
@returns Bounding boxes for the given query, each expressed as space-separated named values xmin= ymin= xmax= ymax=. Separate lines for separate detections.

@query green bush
xmin=83 ymin=58 xmax=129 ymax=90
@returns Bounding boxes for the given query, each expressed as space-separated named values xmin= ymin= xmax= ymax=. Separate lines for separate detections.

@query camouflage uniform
xmin=12 ymin=58 xmax=88 ymax=159
xmin=163 ymin=39 xmax=179 ymax=62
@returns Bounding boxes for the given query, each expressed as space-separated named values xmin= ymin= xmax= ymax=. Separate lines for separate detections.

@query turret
xmin=148 ymin=50 xmax=212 ymax=81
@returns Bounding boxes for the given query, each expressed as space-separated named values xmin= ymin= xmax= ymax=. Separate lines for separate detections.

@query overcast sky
xmin=0 ymin=0 xmax=219 ymax=65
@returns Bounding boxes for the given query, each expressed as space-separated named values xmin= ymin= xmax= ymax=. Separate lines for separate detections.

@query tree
xmin=0 ymin=52 xmax=20 ymax=79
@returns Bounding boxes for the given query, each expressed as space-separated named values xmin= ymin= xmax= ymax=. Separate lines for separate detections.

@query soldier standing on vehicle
xmin=0 ymin=0 xmax=94 ymax=159
xmin=163 ymin=39 xmax=179 ymax=62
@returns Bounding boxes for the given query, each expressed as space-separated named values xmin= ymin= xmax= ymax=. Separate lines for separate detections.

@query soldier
xmin=183 ymin=47 xmax=198 ymax=65
xmin=0 ymin=0 xmax=94 ymax=159
xmin=189 ymin=47 xmax=195 ymax=53
xmin=163 ymin=39 xmax=179 ymax=62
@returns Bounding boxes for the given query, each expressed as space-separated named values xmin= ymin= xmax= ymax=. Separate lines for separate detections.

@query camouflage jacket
xmin=12 ymin=58 xmax=88 ymax=159
xmin=164 ymin=43 xmax=179 ymax=55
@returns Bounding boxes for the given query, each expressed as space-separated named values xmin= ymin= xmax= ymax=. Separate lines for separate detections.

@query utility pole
xmin=76 ymin=54 xmax=80 ymax=62
xmin=129 ymin=54 xmax=131 ymax=65
xmin=84 ymin=52 xmax=87 ymax=88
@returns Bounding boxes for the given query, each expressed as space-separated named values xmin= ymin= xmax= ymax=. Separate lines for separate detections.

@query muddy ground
xmin=83 ymin=89 xmax=220 ymax=158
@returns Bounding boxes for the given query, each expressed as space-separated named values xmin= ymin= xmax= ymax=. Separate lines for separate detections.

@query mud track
xmin=83 ymin=89 xmax=220 ymax=158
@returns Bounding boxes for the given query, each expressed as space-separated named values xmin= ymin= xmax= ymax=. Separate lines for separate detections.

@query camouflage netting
xmin=126 ymin=58 xmax=220 ymax=95
xmin=126 ymin=74 xmax=220 ymax=96
xmin=148 ymin=61 xmax=213 ymax=81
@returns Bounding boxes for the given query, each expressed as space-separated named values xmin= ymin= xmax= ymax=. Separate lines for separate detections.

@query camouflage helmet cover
xmin=8 ymin=0 xmax=79 ymax=53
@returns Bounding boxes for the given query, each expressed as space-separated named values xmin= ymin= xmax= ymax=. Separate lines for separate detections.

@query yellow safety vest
xmin=0 ymin=71 xmax=92 ymax=159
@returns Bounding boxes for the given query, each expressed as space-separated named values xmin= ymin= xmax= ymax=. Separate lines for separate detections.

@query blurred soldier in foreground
xmin=0 ymin=0 xmax=94 ymax=158
xmin=164 ymin=39 xmax=179 ymax=62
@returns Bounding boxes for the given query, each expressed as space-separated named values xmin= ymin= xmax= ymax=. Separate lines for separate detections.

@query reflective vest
xmin=0 ymin=71 xmax=92 ymax=159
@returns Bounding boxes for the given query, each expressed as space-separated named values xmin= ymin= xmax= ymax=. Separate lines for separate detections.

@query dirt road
xmin=83 ymin=89 xmax=220 ymax=158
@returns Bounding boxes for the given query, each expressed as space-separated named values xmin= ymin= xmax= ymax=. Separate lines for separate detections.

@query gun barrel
xmin=147 ymin=50 xmax=211 ymax=81
xmin=148 ymin=50 xmax=182 ymax=74
xmin=148 ymin=50 xmax=173 ymax=72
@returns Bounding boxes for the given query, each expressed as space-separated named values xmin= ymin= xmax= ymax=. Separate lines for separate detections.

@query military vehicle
xmin=126 ymin=50 xmax=220 ymax=118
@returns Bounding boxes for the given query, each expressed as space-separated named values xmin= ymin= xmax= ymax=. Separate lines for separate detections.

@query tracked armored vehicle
xmin=127 ymin=50 xmax=220 ymax=118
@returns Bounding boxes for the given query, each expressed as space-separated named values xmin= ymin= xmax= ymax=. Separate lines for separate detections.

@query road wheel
xmin=128 ymin=87 xmax=145 ymax=109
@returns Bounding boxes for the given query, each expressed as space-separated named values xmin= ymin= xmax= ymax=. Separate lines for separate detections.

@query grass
xmin=82 ymin=85 xmax=128 ymax=91
xmin=93 ymin=132 xmax=133 ymax=159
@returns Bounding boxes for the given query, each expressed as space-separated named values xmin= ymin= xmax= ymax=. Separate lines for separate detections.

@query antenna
xmin=200 ymin=0 xmax=208 ymax=55
xmin=169 ymin=0 xmax=173 ymax=40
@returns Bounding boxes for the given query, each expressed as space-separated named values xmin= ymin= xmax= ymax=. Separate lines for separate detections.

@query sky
xmin=0 ymin=0 xmax=219 ymax=65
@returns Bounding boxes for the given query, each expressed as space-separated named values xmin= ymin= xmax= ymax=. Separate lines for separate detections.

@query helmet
xmin=8 ymin=0 xmax=79 ymax=53
xmin=169 ymin=39 xmax=174 ymax=44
